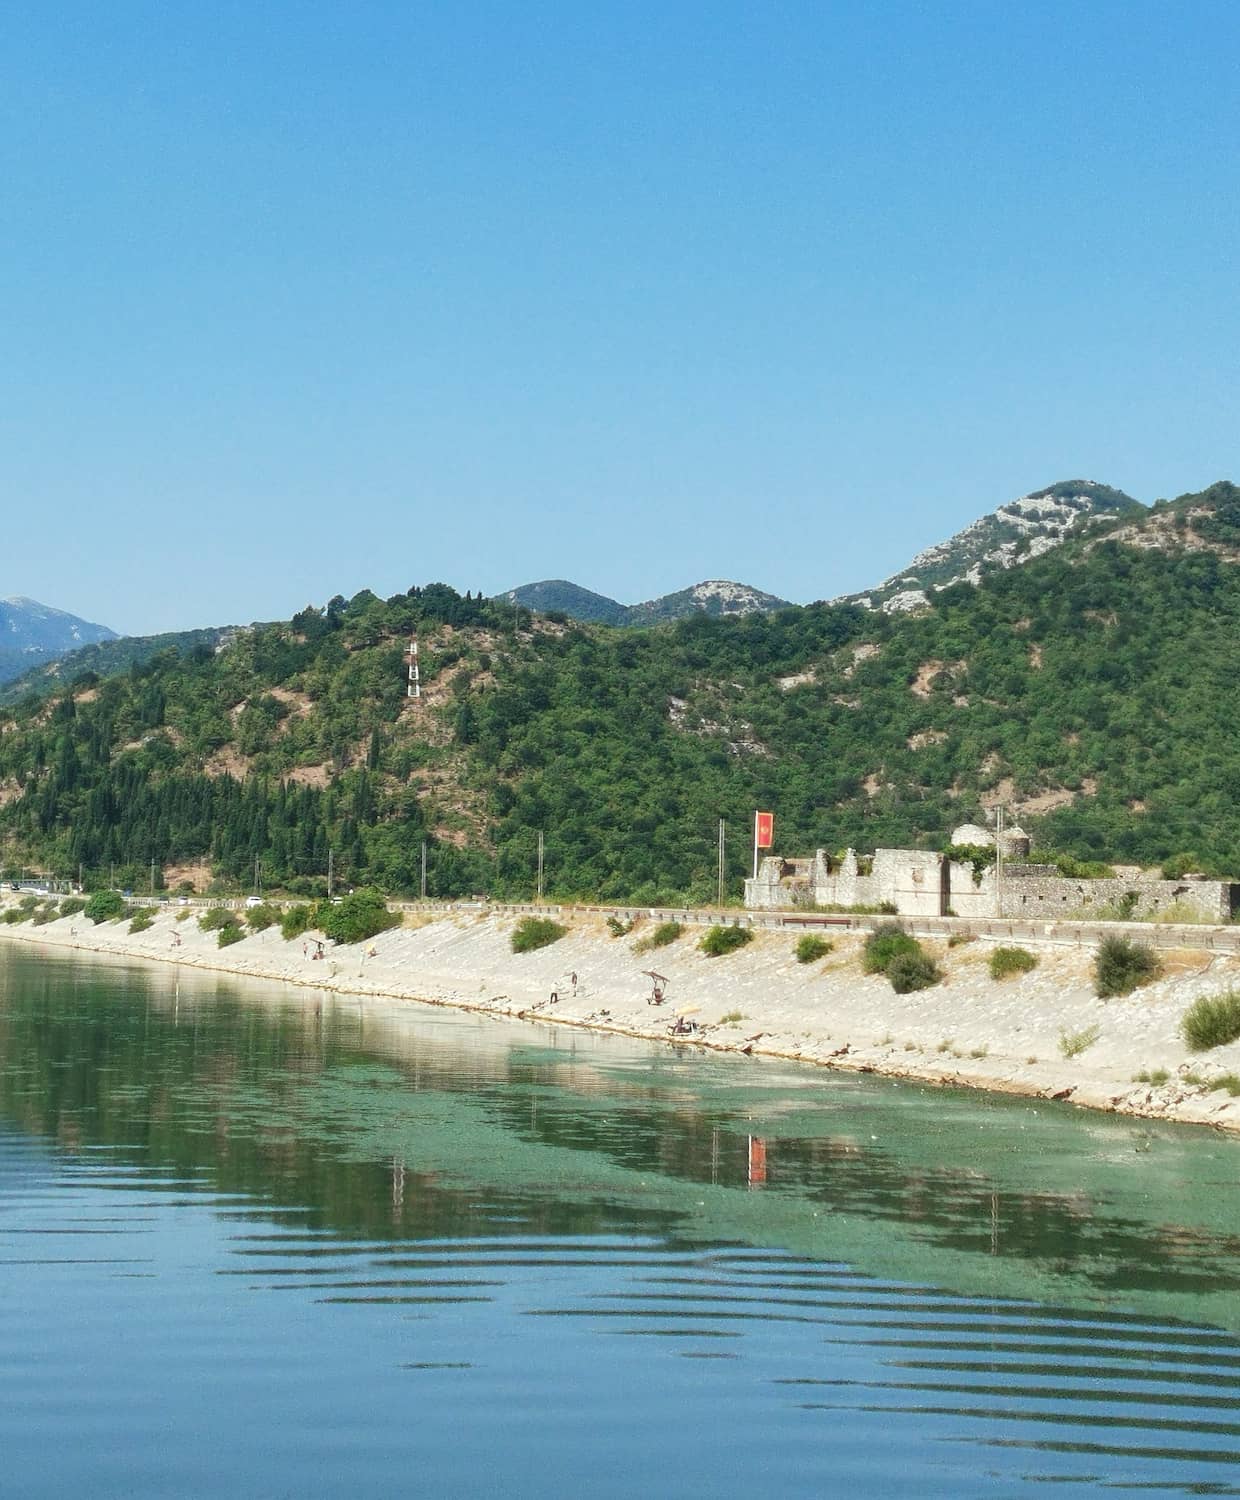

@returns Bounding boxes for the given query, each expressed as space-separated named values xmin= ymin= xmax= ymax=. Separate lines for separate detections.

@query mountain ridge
xmin=838 ymin=479 xmax=1143 ymax=612
xmin=0 ymin=597 xmax=118 ymax=685
xmin=499 ymin=577 xmax=793 ymax=626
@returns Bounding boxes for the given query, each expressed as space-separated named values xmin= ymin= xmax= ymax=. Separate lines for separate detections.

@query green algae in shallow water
xmin=1 ymin=947 xmax=1240 ymax=1339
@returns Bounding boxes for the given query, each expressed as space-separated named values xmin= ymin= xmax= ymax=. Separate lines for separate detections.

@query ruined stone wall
xmin=998 ymin=875 xmax=1234 ymax=923
xmin=944 ymin=860 xmax=996 ymax=919
xmin=871 ymin=849 xmax=943 ymax=916
xmin=746 ymin=849 xmax=1237 ymax=923
xmin=744 ymin=856 xmax=800 ymax=910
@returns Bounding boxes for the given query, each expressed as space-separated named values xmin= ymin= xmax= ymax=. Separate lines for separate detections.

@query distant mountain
xmin=500 ymin=577 xmax=793 ymax=627
xmin=840 ymin=480 xmax=1144 ymax=613
xmin=0 ymin=597 xmax=117 ymax=684
xmin=498 ymin=580 xmax=628 ymax=625
xmin=623 ymin=579 xmax=794 ymax=625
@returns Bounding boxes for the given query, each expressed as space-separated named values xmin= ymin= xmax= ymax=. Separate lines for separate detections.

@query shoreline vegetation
xmin=3 ymin=899 xmax=1240 ymax=1133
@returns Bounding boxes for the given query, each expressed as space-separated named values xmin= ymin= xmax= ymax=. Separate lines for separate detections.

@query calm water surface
xmin=2 ymin=946 xmax=1240 ymax=1497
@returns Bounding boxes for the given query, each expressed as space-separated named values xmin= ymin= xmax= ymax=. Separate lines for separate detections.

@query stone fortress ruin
xmin=744 ymin=822 xmax=1238 ymax=923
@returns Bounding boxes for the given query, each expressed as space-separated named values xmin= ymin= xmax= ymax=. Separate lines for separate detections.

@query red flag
xmin=755 ymin=811 xmax=774 ymax=848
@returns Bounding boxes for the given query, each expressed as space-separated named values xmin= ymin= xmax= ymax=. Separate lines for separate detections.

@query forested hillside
xmin=0 ymin=625 xmax=237 ymax=705
xmin=2 ymin=484 xmax=1239 ymax=902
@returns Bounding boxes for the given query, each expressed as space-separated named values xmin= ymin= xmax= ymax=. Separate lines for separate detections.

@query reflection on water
xmin=1 ymin=946 xmax=1240 ymax=1497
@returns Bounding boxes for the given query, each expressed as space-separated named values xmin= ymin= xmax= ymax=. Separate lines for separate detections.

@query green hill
xmin=2 ymin=489 xmax=1240 ymax=901
xmin=497 ymin=580 xmax=627 ymax=625
xmin=500 ymin=577 xmax=793 ymax=626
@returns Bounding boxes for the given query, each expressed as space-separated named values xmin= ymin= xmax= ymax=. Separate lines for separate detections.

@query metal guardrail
xmin=104 ymin=893 xmax=1240 ymax=953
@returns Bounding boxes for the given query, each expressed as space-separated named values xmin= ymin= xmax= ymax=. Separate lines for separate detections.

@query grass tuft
xmin=1059 ymin=1024 xmax=1101 ymax=1059
xmin=1180 ymin=991 xmax=1240 ymax=1053
xmin=795 ymin=934 xmax=833 ymax=964
xmin=989 ymin=946 xmax=1038 ymax=980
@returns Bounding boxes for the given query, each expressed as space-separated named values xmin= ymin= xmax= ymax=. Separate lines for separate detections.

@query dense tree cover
xmin=3 ymin=490 xmax=1240 ymax=901
xmin=0 ymin=625 xmax=232 ymax=705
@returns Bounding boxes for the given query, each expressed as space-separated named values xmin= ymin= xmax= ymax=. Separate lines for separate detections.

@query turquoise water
xmin=2 ymin=946 xmax=1240 ymax=1496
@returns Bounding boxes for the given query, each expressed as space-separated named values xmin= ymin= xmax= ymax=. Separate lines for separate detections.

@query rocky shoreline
xmin=3 ymin=902 xmax=1240 ymax=1131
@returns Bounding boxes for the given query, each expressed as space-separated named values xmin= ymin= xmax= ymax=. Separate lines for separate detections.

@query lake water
xmin=2 ymin=946 xmax=1240 ymax=1497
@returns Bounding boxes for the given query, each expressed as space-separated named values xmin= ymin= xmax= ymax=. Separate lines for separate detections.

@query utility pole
xmin=717 ymin=819 xmax=726 ymax=907
xmin=995 ymin=803 xmax=1005 ymax=918
xmin=420 ymin=841 xmax=427 ymax=901
xmin=327 ymin=848 xmax=334 ymax=900
xmin=536 ymin=831 xmax=544 ymax=903
xmin=254 ymin=855 xmax=261 ymax=896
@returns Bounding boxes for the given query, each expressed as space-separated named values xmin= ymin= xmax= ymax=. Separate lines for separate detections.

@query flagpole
xmin=753 ymin=811 xmax=759 ymax=881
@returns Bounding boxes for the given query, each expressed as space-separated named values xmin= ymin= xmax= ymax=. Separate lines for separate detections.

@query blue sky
xmin=2 ymin=1 xmax=1237 ymax=633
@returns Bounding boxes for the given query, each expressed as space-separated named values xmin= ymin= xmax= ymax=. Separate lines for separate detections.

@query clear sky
xmin=2 ymin=1 xmax=1238 ymax=634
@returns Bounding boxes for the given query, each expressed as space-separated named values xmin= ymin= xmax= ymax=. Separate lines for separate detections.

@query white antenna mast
xmin=406 ymin=635 xmax=421 ymax=700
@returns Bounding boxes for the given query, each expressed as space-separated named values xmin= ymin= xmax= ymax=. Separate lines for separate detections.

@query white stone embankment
xmin=3 ymin=903 xmax=1240 ymax=1131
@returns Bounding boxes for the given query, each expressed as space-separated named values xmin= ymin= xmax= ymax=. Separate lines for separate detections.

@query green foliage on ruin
xmin=945 ymin=843 xmax=995 ymax=885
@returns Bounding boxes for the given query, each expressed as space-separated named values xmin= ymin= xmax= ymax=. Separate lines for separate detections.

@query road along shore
xmin=2 ymin=902 xmax=1240 ymax=1131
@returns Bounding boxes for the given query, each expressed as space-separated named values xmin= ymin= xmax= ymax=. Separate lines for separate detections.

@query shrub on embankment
xmin=316 ymin=889 xmax=399 ymax=946
xmin=1181 ymin=991 xmax=1240 ymax=1052
xmin=886 ymin=950 xmax=943 ymax=993
xmin=1094 ymin=935 xmax=1161 ymax=997
xmin=700 ymin=925 xmax=753 ymax=958
xmin=84 ymin=891 xmax=126 ymax=924
xmin=862 ymin=923 xmax=918 ymax=975
xmin=198 ymin=906 xmax=237 ymax=933
xmin=863 ymin=923 xmax=942 ymax=992
xmin=644 ymin=921 xmax=684 ymax=950
xmin=795 ymin=934 xmax=833 ymax=964
xmin=511 ymin=916 xmax=566 ymax=953
xmin=632 ymin=921 xmax=683 ymax=955
xmin=989 ymin=946 xmax=1038 ymax=980
xmin=280 ymin=905 xmax=314 ymax=940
